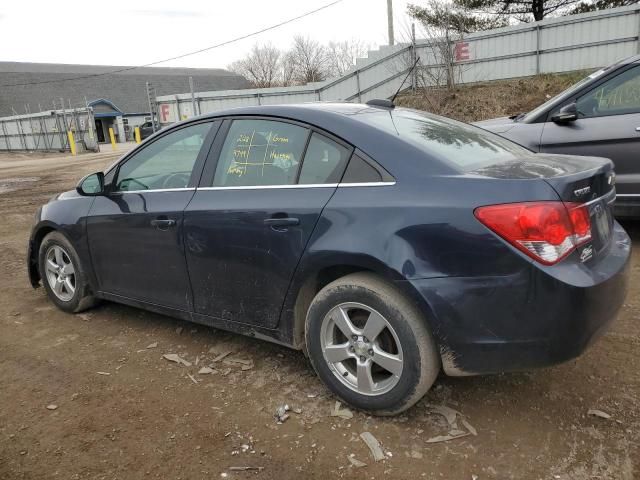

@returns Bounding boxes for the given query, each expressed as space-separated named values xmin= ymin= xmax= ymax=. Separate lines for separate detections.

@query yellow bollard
xmin=134 ymin=127 xmax=141 ymax=144
xmin=108 ymin=127 xmax=116 ymax=150
xmin=67 ymin=131 xmax=77 ymax=156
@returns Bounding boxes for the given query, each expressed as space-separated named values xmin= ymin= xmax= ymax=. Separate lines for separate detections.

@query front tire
xmin=305 ymin=273 xmax=440 ymax=415
xmin=38 ymin=231 xmax=97 ymax=313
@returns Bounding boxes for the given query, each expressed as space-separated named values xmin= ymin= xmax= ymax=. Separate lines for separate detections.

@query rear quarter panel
xmin=304 ymin=176 xmax=561 ymax=280
xmin=280 ymin=175 xmax=562 ymax=346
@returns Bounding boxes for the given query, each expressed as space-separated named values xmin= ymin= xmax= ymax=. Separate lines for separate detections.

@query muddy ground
xmin=0 ymin=148 xmax=638 ymax=480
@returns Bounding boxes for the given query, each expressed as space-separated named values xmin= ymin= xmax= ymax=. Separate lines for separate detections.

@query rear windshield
xmin=358 ymin=108 xmax=530 ymax=171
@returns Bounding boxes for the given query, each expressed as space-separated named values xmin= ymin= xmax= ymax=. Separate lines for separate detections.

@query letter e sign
xmin=455 ymin=42 xmax=470 ymax=61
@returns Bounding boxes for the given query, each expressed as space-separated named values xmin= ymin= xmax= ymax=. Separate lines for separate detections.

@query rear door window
xmin=212 ymin=119 xmax=309 ymax=187
xmin=298 ymin=133 xmax=350 ymax=184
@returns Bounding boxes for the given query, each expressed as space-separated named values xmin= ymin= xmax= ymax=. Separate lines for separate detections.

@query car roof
xmin=184 ymin=103 xmax=456 ymax=177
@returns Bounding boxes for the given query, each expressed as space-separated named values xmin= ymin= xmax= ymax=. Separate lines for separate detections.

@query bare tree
xmin=279 ymin=51 xmax=297 ymax=87
xmin=326 ymin=39 xmax=370 ymax=78
xmin=289 ymin=36 xmax=329 ymax=84
xmin=228 ymin=43 xmax=281 ymax=88
xmin=412 ymin=0 xmax=469 ymax=90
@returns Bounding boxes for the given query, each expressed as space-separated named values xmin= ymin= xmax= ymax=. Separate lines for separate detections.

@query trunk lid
xmin=472 ymin=153 xmax=616 ymax=259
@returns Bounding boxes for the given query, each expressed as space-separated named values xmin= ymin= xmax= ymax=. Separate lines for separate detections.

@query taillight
xmin=474 ymin=201 xmax=592 ymax=265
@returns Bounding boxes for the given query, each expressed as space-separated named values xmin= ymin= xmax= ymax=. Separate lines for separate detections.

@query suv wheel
xmin=305 ymin=272 xmax=440 ymax=415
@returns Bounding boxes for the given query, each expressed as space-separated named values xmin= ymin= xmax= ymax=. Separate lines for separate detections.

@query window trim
xmin=198 ymin=115 xmax=354 ymax=189
xmin=105 ymin=119 xmax=220 ymax=194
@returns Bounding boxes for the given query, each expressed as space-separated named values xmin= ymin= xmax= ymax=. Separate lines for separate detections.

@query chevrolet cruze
xmin=28 ymin=102 xmax=630 ymax=414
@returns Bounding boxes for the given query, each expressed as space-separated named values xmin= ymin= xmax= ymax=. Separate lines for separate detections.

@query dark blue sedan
xmin=27 ymin=102 xmax=631 ymax=415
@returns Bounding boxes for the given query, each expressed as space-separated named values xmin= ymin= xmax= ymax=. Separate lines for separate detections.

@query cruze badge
xmin=580 ymin=245 xmax=594 ymax=263
xmin=574 ymin=186 xmax=591 ymax=197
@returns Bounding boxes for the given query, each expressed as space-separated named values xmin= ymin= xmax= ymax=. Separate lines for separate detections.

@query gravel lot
xmin=0 ymin=149 xmax=638 ymax=480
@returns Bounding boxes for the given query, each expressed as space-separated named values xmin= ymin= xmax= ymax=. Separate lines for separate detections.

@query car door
xmin=86 ymin=120 xmax=218 ymax=310
xmin=539 ymin=64 xmax=640 ymax=197
xmin=184 ymin=117 xmax=352 ymax=328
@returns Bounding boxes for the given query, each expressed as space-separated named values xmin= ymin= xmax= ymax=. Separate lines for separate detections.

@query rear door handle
xmin=263 ymin=217 xmax=300 ymax=228
xmin=636 ymin=127 xmax=640 ymax=132
xmin=150 ymin=218 xmax=176 ymax=230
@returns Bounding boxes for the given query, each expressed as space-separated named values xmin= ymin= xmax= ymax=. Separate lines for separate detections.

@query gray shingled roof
xmin=0 ymin=62 xmax=249 ymax=116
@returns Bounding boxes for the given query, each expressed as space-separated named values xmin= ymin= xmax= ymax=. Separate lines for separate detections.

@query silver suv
xmin=476 ymin=55 xmax=640 ymax=217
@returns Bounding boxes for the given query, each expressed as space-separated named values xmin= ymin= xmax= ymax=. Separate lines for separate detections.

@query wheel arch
xmin=28 ymin=223 xmax=58 ymax=287
xmin=286 ymin=258 xmax=441 ymax=353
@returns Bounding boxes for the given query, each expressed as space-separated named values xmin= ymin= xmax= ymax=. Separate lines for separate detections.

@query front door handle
xmin=150 ymin=218 xmax=176 ymax=230
xmin=635 ymin=127 xmax=640 ymax=132
xmin=263 ymin=217 xmax=299 ymax=230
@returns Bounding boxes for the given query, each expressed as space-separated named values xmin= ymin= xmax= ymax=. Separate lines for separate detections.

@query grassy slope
xmin=395 ymin=71 xmax=591 ymax=123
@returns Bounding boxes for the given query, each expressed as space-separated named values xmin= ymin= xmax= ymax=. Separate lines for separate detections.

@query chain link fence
xmin=0 ymin=107 xmax=99 ymax=153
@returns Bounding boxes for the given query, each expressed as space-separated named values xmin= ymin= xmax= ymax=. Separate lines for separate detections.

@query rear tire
xmin=305 ymin=272 xmax=440 ymax=415
xmin=38 ymin=231 xmax=97 ymax=313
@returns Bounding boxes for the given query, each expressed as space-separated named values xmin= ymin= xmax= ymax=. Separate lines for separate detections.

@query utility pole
xmin=387 ymin=0 xmax=394 ymax=46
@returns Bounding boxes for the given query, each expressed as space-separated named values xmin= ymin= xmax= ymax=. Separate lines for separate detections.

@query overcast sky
xmin=0 ymin=0 xmax=416 ymax=70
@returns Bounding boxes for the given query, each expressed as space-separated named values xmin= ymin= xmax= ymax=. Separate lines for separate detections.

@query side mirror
xmin=76 ymin=172 xmax=105 ymax=196
xmin=551 ymin=103 xmax=578 ymax=124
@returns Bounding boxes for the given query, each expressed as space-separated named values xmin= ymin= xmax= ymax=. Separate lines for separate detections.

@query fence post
xmin=175 ymin=95 xmax=182 ymax=121
xmin=1 ymin=121 xmax=11 ymax=151
xmin=16 ymin=119 xmax=27 ymax=151
xmin=536 ymin=25 xmax=541 ymax=74
xmin=26 ymin=105 xmax=39 ymax=150
xmin=39 ymin=116 xmax=51 ymax=150
xmin=411 ymin=23 xmax=417 ymax=93
xmin=189 ymin=76 xmax=197 ymax=117
xmin=637 ymin=9 xmax=640 ymax=54
xmin=53 ymin=111 xmax=65 ymax=151
xmin=356 ymin=70 xmax=362 ymax=102
xmin=59 ymin=98 xmax=70 ymax=150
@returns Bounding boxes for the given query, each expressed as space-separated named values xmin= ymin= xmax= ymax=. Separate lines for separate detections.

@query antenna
xmin=391 ymin=56 xmax=420 ymax=104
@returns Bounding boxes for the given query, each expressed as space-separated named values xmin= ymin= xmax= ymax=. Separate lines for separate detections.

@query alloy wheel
xmin=320 ymin=302 xmax=404 ymax=396
xmin=44 ymin=245 xmax=76 ymax=302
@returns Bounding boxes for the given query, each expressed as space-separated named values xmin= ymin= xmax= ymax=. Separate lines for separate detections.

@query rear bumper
xmin=406 ymin=222 xmax=631 ymax=376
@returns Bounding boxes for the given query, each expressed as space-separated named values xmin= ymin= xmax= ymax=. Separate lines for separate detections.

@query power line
xmin=1 ymin=0 xmax=344 ymax=88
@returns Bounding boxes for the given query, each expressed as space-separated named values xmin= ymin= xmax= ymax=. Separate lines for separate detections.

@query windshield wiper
xmin=509 ymin=112 xmax=527 ymax=122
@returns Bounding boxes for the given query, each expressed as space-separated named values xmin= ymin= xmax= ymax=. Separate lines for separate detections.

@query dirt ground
xmin=0 ymin=148 xmax=638 ymax=480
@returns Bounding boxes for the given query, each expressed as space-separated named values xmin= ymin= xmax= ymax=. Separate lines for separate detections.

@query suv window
xmin=576 ymin=65 xmax=640 ymax=118
xmin=298 ymin=133 xmax=350 ymax=184
xmin=115 ymin=122 xmax=211 ymax=192
xmin=213 ymin=119 xmax=309 ymax=187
